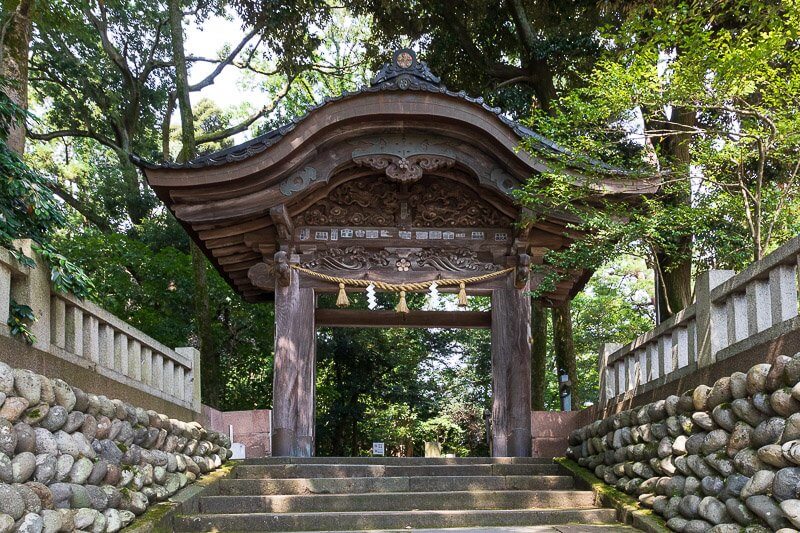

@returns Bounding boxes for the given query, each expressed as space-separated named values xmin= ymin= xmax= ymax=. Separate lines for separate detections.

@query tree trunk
xmin=116 ymin=152 xmax=150 ymax=225
xmin=349 ymin=400 xmax=359 ymax=456
xmin=168 ymin=0 xmax=218 ymax=406
xmin=530 ymin=299 xmax=547 ymax=410
xmin=651 ymin=105 xmax=696 ymax=321
xmin=191 ymin=242 xmax=218 ymax=405
xmin=552 ymin=301 xmax=579 ymax=409
xmin=1 ymin=0 xmax=31 ymax=155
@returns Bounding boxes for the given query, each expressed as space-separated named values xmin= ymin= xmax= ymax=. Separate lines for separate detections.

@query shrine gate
xmin=138 ymin=49 xmax=654 ymax=458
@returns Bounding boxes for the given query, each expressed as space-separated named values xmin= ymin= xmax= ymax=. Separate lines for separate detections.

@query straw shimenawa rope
xmin=290 ymin=264 xmax=514 ymax=313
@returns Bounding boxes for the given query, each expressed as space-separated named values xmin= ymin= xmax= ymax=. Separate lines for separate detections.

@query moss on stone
xmin=555 ymin=457 xmax=672 ymax=533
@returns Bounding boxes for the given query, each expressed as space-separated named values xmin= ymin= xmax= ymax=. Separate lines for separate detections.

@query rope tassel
xmin=395 ymin=290 xmax=409 ymax=313
xmin=458 ymin=282 xmax=468 ymax=307
xmin=336 ymin=282 xmax=350 ymax=307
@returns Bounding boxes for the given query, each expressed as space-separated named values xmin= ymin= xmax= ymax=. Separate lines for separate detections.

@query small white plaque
xmin=415 ymin=231 xmax=429 ymax=240
xmin=494 ymin=232 xmax=508 ymax=242
xmin=380 ymin=230 xmax=392 ymax=238
xmin=341 ymin=229 xmax=354 ymax=238
xmin=314 ymin=231 xmax=329 ymax=241
xmin=399 ymin=231 xmax=412 ymax=240
xmin=471 ymin=231 xmax=485 ymax=240
xmin=372 ymin=442 xmax=385 ymax=456
xmin=299 ymin=228 xmax=310 ymax=241
xmin=355 ymin=229 xmax=366 ymax=238
xmin=455 ymin=232 xmax=467 ymax=239
xmin=443 ymin=231 xmax=455 ymax=240
xmin=330 ymin=229 xmax=339 ymax=241
xmin=429 ymin=230 xmax=442 ymax=240
xmin=366 ymin=230 xmax=379 ymax=239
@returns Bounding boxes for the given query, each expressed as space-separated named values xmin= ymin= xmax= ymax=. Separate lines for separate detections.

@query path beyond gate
xmin=136 ymin=49 xmax=656 ymax=458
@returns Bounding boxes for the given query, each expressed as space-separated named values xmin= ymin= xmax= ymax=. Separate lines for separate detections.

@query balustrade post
xmin=65 ymin=306 xmax=84 ymax=356
xmin=769 ymin=264 xmax=799 ymax=324
xmin=598 ymin=343 xmax=621 ymax=405
xmin=83 ymin=315 xmax=100 ymax=363
xmin=746 ymin=278 xmax=772 ymax=335
xmin=0 ymin=262 xmax=10 ymax=327
xmin=696 ymin=270 xmax=735 ymax=368
xmin=11 ymin=240 xmax=51 ymax=351
xmin=176 ymin=347 xmax=201 ymax=413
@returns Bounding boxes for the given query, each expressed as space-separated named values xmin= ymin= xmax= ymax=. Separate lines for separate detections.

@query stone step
xmin=242 ymin=457 xmax=553 ymax=465
xmin=286 ymin=524 xmax=641 ymax=533
xmin=200 ymin=490 xmax=597 ymax=514
xmin=175 ymin=508 xmax=618 ymax=532
xmin=233 ymin=463 xmax=561 ymax=479
xmin=219 ymin=475 xmax=576 ymax=496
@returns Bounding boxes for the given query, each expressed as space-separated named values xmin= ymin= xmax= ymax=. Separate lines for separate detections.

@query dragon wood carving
xmin=295 ymin=176 xmax=513 ymax=228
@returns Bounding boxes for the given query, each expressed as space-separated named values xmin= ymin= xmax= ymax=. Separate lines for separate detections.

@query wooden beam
xmin=315 ymin=309 xmax=491 ymax=329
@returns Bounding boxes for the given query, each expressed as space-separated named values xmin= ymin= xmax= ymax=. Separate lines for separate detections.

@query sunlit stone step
xmin=219 ymin=474 xmax=576 ymax=496
xmin=232 ymin=463 xmax=561 ymax=479
xmin=175 ymin=508 xmax=619 ymax=532
xmin=199 ymin=490 xmax=597 ymax=513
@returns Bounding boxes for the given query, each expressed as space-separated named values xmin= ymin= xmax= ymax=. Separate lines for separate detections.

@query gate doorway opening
xmin=315 ymin=294 xmax=494 ymax=458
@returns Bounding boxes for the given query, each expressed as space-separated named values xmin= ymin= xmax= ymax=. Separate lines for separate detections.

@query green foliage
xmin=7 ymin=300 xmax=35 ymax=344
xmin=55 ymin=229 xmax=275 ymax=410
xmin=342 ymin=0 xmax=616 ymax=116
xmin=0 ymin=76 xmax=93 ymax=309
xmin=521 ymin=0 xmax=800 ymax=289
xmin=565 ymin=255 xmax=655 ymax=407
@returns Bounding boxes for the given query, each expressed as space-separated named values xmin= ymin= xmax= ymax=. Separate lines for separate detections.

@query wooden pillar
xmin=491 ymin=283 xmax=532 ymax=457
xmin=272 ymin=257 xmax=316 ymax=457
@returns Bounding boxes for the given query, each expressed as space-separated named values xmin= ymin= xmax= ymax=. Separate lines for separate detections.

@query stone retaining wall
xmin=0 ymin=361 xmax=230 ymax=532
xmin=568 ymin=352 xmax=800 ymax=532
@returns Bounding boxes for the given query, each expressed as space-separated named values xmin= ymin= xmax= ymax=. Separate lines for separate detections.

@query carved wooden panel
xmin=298 ymin=177 xmax=399 ymax=226
xmin=295 ymin=175 xmax=513 ymax=228
xmin=408 ymin=180 xmax=512 ymax=227
xmin=299 ymin=246 xmax=500 ymax=273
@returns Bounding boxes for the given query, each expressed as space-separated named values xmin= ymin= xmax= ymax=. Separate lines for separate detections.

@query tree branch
xmin=46 ymin=180 xmax=112 ymax=232
xmin=28 ymin=129 xmax=121 ymax=152
xmin=195 ymin=77 xmax=295 ymax=145
xmin=506 ymin=0 xmax=537 ymax=55
xmin=83 ymin=4 xmax=134 ymax=88
xmin=188 ymin=25 xmax=261 ymax=92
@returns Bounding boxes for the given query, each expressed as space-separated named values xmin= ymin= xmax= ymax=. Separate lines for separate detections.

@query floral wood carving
xmin=353 ymin=154 xmax=455 ymax=183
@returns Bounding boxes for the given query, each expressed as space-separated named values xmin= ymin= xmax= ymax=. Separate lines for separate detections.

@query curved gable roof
xmin=135 ymin=49 xmax=658 ymax=302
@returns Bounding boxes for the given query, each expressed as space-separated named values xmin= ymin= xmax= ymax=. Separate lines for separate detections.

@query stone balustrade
xmin=0 ymin=242 xmax=200 ymax=414
xmin=600 ymin=236 xmax=800 ymax=406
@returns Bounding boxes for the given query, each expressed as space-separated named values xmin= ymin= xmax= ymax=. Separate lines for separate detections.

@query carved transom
xmin=300 ymin=247 xmax=500 ymax=272
xmin=295 ymin=175 xmax=513 ymax=228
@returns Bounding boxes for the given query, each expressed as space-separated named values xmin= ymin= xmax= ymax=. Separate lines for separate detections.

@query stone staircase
xmin=175 ymin=457 xmax=634 ymax=532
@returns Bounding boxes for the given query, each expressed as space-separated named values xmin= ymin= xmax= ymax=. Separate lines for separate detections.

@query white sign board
xmin=372 ymin=442 xmax=385 ymax=456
